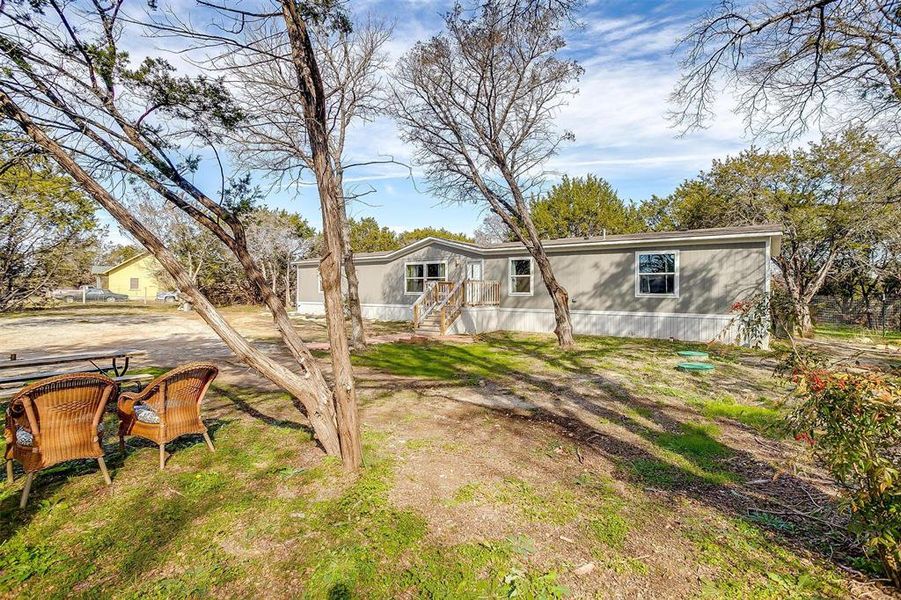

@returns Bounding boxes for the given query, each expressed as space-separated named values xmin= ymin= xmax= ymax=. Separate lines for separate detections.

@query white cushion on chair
xmin=15 ymin=427 xmax=33 ymax=447
xmin=134 ymin=404 xmax=160 ymax=424
xmin=15 ymin=423 xmax=105 ymax=447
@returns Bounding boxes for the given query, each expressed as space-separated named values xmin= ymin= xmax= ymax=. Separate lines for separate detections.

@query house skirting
xmin=449 ymin=306 xmax=742 ymax=344
xmin=296 ymin=301 xmax=411 ymax=322
xmin=295 ymin=301 xmax=745 ymax=345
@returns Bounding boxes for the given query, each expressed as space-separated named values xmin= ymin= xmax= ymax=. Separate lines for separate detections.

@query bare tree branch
xmin=671 ymin=0 xmax=901 ymax=141
xmin=388 ymin=0 xmax=582 ymax=347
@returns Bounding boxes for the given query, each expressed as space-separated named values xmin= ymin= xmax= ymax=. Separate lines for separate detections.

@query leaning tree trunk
xmin=0 ymin=90 xmax=343 ymax=458
xmin=530 ymin=245 xmax=574 ymax=347
xmin=517 ymin=195 xmax=574 ymax=348
xmin=281 ymin=0 xmax=362 ymax=470
xmin=0 ymin=39 xmax=345 ymax=452
xmin=491 ymin=213 xmax=574 ymax=348
xmin=492 ymin=167 xmax=575 ymax=349
xmin=78 ymin=89 xmax=334 ymax=397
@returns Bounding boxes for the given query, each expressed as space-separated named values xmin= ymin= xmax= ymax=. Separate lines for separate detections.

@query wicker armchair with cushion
xmin=4 ymin=373 xmax=117 ymax=508
xmin=117 ymin=363 xmax=218 ymax=469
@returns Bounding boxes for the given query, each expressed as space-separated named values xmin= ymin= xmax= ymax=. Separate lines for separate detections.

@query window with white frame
xmin=509 ymin=258 xmax=533 ymax=295
xmin=405 ymin=262 xmax=446 ymax=294
xmin=635 ymin=251 xmax=678 ymax=296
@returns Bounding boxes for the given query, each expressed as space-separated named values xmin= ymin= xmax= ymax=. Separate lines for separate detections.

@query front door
xmin=466 ymin=261 xmax=483 ymax=281
xmin=465 ymin=261 xmax=484 ymax=304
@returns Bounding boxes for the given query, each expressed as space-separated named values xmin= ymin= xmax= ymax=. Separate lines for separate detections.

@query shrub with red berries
xmin=788 ymin=368 xmax=900 ymax=588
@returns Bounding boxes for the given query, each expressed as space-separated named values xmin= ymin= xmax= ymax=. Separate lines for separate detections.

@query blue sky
xmin=111 ymin=0 xmax=761 ymax=240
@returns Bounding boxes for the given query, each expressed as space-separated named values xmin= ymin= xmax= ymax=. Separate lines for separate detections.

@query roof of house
xmin=92 ymin=252 xmax=151 ymax=275
xmin=295 ymin=224 xmax=783 ymax=266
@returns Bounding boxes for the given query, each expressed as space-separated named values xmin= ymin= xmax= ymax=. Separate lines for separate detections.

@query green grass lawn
xmin=814 ymin=323 xmax=901 ymax=344
xmin=1 ymin=397 xmax=570 ymax=599
xmin=1 ymin=333 xmax=881 ymax=598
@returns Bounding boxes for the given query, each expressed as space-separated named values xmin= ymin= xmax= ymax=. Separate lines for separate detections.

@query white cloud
xmin=100 ymin=1 xmax=798 ymax=235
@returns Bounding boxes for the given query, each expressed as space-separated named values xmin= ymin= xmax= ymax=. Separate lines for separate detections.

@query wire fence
xmin=811 ymin=295 xmax=901 ymax=333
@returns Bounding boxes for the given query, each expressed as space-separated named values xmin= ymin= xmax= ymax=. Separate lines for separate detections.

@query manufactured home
xmin=295 ymin=224 xmax=781 ymax=346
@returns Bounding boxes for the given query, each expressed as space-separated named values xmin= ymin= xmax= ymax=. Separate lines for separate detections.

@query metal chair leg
xmin=119 ymin=435 xmax=126 ymax=454
xmin=202 ymin=431 xmax=215 ymax=453
xmin=19 ymin=472 xmax=33 ymax=508
xmin=97 ymin=457 xmax=111 ymax=485
xmin=6 ymin=459 xmax=12 ymax=484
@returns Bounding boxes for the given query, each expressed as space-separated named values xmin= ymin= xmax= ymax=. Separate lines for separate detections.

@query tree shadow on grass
xmin=355 ymin=337 xmax=863 ymax=579
xmin=475 ymin=331 xmax=631 ymax=375
xmin=481 ymin=381 xmax=857 ymax=573
xmin=0 ymin=418 xmax=228 ymax=545
xmin=213 ymin=384 xmax=314 ymax=436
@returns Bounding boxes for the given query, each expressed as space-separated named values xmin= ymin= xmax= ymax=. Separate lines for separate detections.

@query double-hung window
xmin=635 ymin=251 xmax=678 ymax=297
xmin=405 ymin=262 xmax=446 ymax=294
xmin=508 ymin=258 xmax=533 ymax=296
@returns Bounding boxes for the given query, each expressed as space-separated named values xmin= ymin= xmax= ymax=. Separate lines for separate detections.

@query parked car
xmin=51 ymin=286 xmax=130 ymax=303
xmin=156 ymin=291 xmax=180 ymax=303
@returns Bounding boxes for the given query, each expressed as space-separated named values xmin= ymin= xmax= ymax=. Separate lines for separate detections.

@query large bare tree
xmin=0 ymin=1 xmax=362 ymax=467
xmin=277 ymin=0 xmax=362 ymax=467
xmin=389 ymin=0 xmax=582 ymax=348
xmin=208 ymin=16 xmax=391 ymax=349
xmin=671 ymin=0 xmax=901 ymax=140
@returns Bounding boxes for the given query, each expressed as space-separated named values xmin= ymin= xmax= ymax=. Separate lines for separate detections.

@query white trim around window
xmin=508 ymin=257 xmax=534 ymax=296
xmin=403 ymin=260 xmax=448 ymax=295
xmin=635 ymin=250 xmax=679 ymax=298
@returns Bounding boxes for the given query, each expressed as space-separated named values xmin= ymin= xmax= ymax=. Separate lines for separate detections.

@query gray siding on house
xmin=298 ymin=240 xmax=766 ymax=316
xmin=297 ymin=242 xmax=483 ymax=305
xmin=295 ymin=226 xmax=779 ymax=343
xmin=483 ymin=241 xmax=765 ymax=315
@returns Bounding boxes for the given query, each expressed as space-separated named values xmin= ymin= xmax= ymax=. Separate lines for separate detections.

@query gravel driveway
xmin=0 ymin=305 xmax=415 ymax=389
xmin=0 ymin=307 xmax=300 ymax=388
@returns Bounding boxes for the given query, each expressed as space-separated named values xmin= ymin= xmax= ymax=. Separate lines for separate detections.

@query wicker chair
xmin=117 ymin=363 xmax=218 ymax=469
xmin=4 ymin=373 xmax=117 ymax=508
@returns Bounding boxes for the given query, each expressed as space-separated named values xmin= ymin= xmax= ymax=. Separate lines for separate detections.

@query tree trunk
xmin=492 ymin=207 xmax=574 ymax=348
xmin=860 ymin=280 xmax=877 ymax=330
xmin=1 ymin=56 xmax=344 ymax=447
xmin=284 ymin=262 xmax=291 ymax=309
xmin=0 ymin=90 xmax=344 ymax=457
xmin=93 ymin=95 xmax=333 ymax=397
xmin=281 ymin=0 xmax=362 ymax=470
xmin=530 ymin=244 xmax=574 ymax=347
xmin=339 ymin=188 xmax=366 ymax=350
xmin=881 ymin=547 xmax=900 ymax=591
xmin=793 ymin=299 xmax=814 ymax=337
xmin=492 ymin=167 xmax=574 ymax=349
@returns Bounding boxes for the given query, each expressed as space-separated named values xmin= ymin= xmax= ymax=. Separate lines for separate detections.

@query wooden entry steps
xmin=412 ymin=279 xmax=500 ymax=336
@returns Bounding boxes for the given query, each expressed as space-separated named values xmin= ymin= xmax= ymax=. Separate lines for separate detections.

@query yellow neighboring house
xmin=94 ymin=253 xmax=163 ymax=300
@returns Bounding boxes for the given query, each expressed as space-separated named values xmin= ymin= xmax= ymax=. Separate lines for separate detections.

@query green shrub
xmin=788 ymin=369 xmax=900 ymax=589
